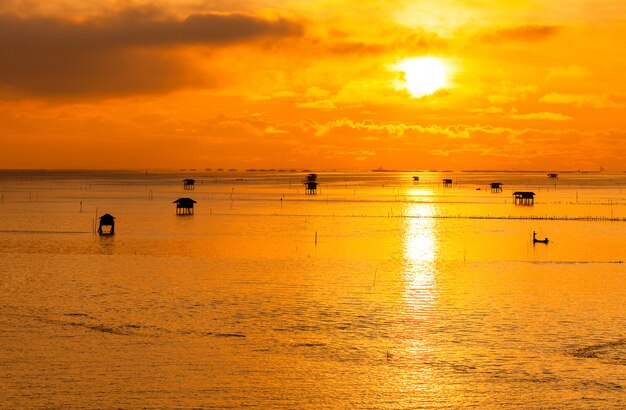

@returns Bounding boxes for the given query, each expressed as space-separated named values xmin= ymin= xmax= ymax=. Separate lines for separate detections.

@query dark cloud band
xmin=0 ymin=8 xmax=302 ymax=97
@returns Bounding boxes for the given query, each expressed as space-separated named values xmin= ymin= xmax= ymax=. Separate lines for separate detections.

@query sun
xmin=395 ymin=57 xmax=448 ymax=98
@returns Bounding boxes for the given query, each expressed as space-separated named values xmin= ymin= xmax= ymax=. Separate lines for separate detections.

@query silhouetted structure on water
xmin=304 ymin=173 xmax=318 ymax=194
xmin=98 ymin=214 xmax=115 ymax=235
xmin=490 ymin=182 xmax=503 ymax=192
xmin=513 ymin=191 xmax=535 ymax=205
xmin=413 ymin=176 xmax=420 ymax=183
xmin=533 ymin=231 xmax=549 ymax=244
xmin=174 ymin=198 xmax=197 ymax=215
xmin=183 ymin=179 xmax=196 ymax=190
xmin=442 ymin=178 xmax=453 ymax=187
xmin=548 ymin=173 xmax=558 ymax=179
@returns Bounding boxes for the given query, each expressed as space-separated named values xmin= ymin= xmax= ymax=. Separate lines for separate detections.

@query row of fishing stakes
xmin=96 ymin=175 xmax=320 ymax=235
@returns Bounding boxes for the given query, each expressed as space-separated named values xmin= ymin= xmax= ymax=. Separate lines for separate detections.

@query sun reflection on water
xmin=403 ymin=203 xmax=438 ymax=302
xmin=400 ymin=202 xmax=440 ymax=365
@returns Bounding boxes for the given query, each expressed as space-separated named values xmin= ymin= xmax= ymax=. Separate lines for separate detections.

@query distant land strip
xmin=405 ymin=215 xmax=626 ymax=222
xmin=526 ymin=260 xmax=624 ymax=264
xmin=0 ymin=230 xmax=90 ymax=234
xmin=216 ymin=212 xmax=626 ymax=222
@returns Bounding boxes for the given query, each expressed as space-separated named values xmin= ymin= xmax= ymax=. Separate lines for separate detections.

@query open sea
xmin=0 ymin=169 xmax=624 ymax=409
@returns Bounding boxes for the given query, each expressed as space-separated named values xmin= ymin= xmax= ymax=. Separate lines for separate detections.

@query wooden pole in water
xmin=315 ymin=231 xmax=318 ymax=246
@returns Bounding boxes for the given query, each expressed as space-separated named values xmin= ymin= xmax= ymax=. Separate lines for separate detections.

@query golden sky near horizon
xmin=1 ymin=0 xmax=626 ymax=170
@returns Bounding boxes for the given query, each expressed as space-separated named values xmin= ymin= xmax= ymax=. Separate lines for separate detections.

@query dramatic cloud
xmin=0 ymin=8 xmax=302 ymax=97
xmin=483 ymin=25 xmax=561 ymax=43
xmin=2 ymin=1 xmax=626 ymax=170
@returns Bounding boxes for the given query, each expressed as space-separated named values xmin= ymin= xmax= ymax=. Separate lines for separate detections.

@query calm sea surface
xmin=1 ymin=170 xmax=624 ymax=409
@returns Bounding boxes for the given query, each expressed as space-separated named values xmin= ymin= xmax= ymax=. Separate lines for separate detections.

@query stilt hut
xmin=174 ymin=198 xmax=197 ymax=215
xmin=547 ymin=173 xmax=559 ymax=179
xmin=442 ymin=178 xmax=453 ymax=187
xmin=98 ymin=214 xmax=115 ymax=235
xmin=490 ymin=182 xmax=503 ymax=192
xmin=183 ymin=178 xmax=196 ymax=190
xmin=303 ymin=173 xmax=318 ymax=195
xmin=412 ymin=176 xmax=420 ymax=183
xmin=513 ymin=191 xmax=535 ymax=205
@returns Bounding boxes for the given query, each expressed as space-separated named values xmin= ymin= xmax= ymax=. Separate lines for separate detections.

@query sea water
xmin=0 ymin=170 xmax=624 ymax=409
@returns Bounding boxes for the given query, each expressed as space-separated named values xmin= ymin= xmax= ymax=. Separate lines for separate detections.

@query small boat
xmin=533 ymin=231 xmax=549 ymax=244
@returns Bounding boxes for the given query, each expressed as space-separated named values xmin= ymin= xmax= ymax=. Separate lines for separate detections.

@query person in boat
xmin=533 ymin=231 xmax=549 ymax=244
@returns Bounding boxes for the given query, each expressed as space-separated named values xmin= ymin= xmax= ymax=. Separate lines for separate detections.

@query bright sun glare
xmin=396 ymin=57 xmax=447 ymax=98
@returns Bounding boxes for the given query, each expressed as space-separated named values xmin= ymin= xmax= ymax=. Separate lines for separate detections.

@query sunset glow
xmin=395 ymin=57 xmax=448 ymax=97
xmin=1 ymin=1 xmax=626 ymax=171
xmin=3 ymin=2 xmax=626 ymax=406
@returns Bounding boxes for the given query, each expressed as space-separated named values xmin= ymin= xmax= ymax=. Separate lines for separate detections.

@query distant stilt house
xmin=174 ymin=198 xmax=197 ymax=215
xmin=513 ymin=191 xmax=535 ymax=205
xmin=490 ymin=182 xmax=503 ymax=193
xmin=183 ymin=179 xmax=196 ymax=190
xmin=303 ymin=173 xmax=318 ymax=195
xmin=98 ymin=214 xmax=115 ymax=235
xmin=442 ymin=178 xmax=453 ymax=187
xmin=547 ymin=173 xmax=559 ymax=179
xmin=413 ymin=176 xmax=420 ymax=183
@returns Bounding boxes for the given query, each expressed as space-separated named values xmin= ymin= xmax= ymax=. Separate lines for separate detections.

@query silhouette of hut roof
xmin=183 ymin=178 xmax=196 ymax=183
xmin=99 ymin=213 xmax=115 ymax=223
xmin=173 ymin=198 xmax=197 ymax=205
xmin=513 ymin=191 xmax=535 ymax=198
xmin=490 ymin=182 xmax=502 ymax=187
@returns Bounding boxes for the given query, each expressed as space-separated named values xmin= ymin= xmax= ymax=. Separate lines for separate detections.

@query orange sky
xmin=1 ymin=0 xmax=626 ymax=170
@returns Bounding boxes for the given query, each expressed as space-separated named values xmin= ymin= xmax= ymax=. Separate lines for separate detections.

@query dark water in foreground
xmin=0 ymin=170 xmax=624 ymax=408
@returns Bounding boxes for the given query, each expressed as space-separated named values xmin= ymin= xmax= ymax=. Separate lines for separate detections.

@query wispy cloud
xmin=507 ymin=111 xmax=572 ymax=121
xmin=482 ymin=24 xmax=561 ymax=43
xmin=467 ymin=106 xmax=504 ymax=115
xmin=296 ymin=100 xmax=336 ymax=109
xmin=540 ymin=92 xmax=626 ymax=108
xmin=310 ymin=117 xmax=524 ymax=138
xmin=546 ymin=64 xmax=590 ymax=80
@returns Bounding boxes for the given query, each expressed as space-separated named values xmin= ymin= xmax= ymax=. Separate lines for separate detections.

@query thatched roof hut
xmin=183 ymin=178 xmax=196 ymax=190
xmin=98 ymin=213 xmax=115 ymax=235
xmin=174 ymin=198 xmax=197 ymax=215
xmin=513 ymin=191 xmax=535 ymax=205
